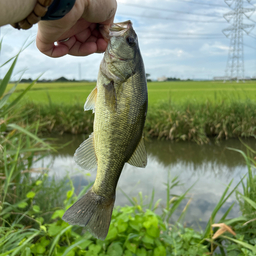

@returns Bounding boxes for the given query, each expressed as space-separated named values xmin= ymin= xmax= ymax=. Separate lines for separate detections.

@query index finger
xmin=36 ymin=18 xmax=90 ymax=57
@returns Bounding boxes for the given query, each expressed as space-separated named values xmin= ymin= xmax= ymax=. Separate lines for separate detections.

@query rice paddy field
xmin=8 ymin=80 xmax=256 ymax=105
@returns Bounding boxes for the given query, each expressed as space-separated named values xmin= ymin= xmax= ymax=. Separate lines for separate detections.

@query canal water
xmin=34 ymin=135 xmax=256 ymax=229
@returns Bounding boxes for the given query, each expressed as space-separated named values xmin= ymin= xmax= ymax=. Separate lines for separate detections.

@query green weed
xmin=8 ymin=98 xmax=256 ymax=144
xmin=214 ymin=144 xmax=256 ymax=255
xmin=0 ymin=172 xmax=210 ymax=256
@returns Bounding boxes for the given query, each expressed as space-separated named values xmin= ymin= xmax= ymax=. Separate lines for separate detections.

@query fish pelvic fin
xmin=84 ymin=86 xmax=97 ymax=112
xmin=62 ymin=189 xmax=115 ymax=240
xmin=74 ymin=133 xmax=97 ymax=171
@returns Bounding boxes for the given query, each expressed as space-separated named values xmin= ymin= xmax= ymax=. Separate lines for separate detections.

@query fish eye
xmin=126 ymin=36 xmax=135 ymax=46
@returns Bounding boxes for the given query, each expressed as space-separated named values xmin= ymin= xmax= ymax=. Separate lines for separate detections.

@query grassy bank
xmin=15 ymin=98 xmax=256 ymax=144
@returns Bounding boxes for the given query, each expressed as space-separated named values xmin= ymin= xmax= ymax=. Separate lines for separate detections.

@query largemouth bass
xmin=62 ymin=20 xmax=148 ymax=240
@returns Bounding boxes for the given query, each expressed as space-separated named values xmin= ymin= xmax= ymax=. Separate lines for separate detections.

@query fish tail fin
xmin=62 ymin=189 xmax=115 ymax=240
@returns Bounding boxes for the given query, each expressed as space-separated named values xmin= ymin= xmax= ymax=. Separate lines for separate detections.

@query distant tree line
xmin=146 ymin=73 xmax=151 ymax=82
xmin=146 ymin=73 xmax=192 ymax=82
xmin=12 ymin=75 xmax=193 ymax=84
xmin=166 ymin=77 xmax=192 ymax=81
xmin=17 ymin=77 xmax=93 ymax=83
xmin=166 ymin=77 xmax=181 ymax=81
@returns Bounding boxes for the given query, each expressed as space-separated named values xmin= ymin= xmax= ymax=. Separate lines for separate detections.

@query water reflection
xmin=52 ymin=135 xmax=249 ymax=170
xmin=36 ymin=135 xmax=256 ymax=229
xmin=147 ymin=139 xmax=248 ymax=171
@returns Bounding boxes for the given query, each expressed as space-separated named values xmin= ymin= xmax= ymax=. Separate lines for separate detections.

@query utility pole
xmin=78 ymin=63 xmax=82 ymax=81
xmin=0 ymin=27 xmax=1 ymax=81
xmin=223 ymin=0 xmax=255 ymax=82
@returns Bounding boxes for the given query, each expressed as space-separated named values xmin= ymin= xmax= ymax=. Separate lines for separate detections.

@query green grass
xmin=148 ymin=81 xmax=256 ymax=105
xmin=8 ymin=80 xmax=256 ymax=105
xmin=8 ymin=82 xmax=96 ymax=105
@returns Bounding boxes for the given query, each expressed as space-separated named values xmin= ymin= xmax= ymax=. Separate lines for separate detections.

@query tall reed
xmin=14 ymin=97 xmax=256 ymax=144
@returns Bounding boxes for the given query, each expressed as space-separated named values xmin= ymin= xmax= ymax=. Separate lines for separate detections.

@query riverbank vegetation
xmin=7 ymin=72 xmax=256 ymax=144
xmin=12 ymin=97 xmax=256 ymax=144
xmin=2 ymin=43 xmax=256 ymax=255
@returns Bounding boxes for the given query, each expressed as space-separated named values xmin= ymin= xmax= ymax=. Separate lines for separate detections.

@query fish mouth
xmin=109 ymin=20 xmax=132 ymax=37
xmin=109 ymin=52 xmax=125 ymax=61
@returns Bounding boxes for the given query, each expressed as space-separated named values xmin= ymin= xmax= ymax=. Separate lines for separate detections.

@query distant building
xmin=214 ymin=76 xmax=251 ymax=81
xmin=54 ymin=76 xmax=69 ymax=82
xmin=157 ymin=76 xmax=167 ymax=82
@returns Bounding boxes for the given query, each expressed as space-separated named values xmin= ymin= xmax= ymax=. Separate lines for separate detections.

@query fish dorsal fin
xmin=74 ymin=133 xmax=97 ymax=170
xmin=128 ymin=137 xmax=147 ymax=168
xmin=84 ymin=87 xmax=97 ymax=112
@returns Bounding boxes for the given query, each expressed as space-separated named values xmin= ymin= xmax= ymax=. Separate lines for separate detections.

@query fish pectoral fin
xmin=74 ymin=133 xmax=97 ymax=170
xmin=84 ymin=87 xmax=97 ymax=112
xmin=127 ymin=137 xmax=147 ymax=168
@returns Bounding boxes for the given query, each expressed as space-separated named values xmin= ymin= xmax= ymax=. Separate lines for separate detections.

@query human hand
xmin=36 ymin=0 xmax=117 ymax=57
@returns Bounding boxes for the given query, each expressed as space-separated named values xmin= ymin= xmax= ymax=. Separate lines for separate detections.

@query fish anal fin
xmin=128 ymin=137 xmax=147 ymax=168
xmin=74 ymin=133 xmax=97 ymax=171
xmin=84 ymin=87 xmax=97 ymax=112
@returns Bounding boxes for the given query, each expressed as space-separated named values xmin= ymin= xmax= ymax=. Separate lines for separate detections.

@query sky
xmin=1 ymin=0 xmax=256 ymax=81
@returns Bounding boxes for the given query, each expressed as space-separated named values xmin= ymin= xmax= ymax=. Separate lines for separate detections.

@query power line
xmin=149 ymin=29 xmax=256 ymax=38
xmin=139 ymin=36 xmax=225 ymax=40
xmin=168 ymin=0 xmax=227 ymax=8
xmin=243 ymin=42 xmax=256 ymax=50
xmin=117 ymin=13 xmax=226 ymax=23
xmin=249 ymin=33 xmax=256 ymax=38
xmin=248 ymin=17 xmax=256 ymax=23
xmin=138 ymin=35 xmax=256 ymax=50
xmin=137 ymin=31 xmax=222 ymax=36
xmin=120 ymin=3 xmax=223 ymax=18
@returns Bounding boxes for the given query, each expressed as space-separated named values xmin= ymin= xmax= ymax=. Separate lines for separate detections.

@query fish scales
xmin=94 ymin=77 xmax=147 ymax=195
xmin=62 ymin=20 xmax=148 ymax=240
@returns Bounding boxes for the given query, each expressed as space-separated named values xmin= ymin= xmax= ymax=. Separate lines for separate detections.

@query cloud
xmin=1 ymin=0 xmax=255 ymax=80
xmin=143 ymin=48 xmax=186 ymax=58
xmin=200 ymin=42 xmax=230 ymax=56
